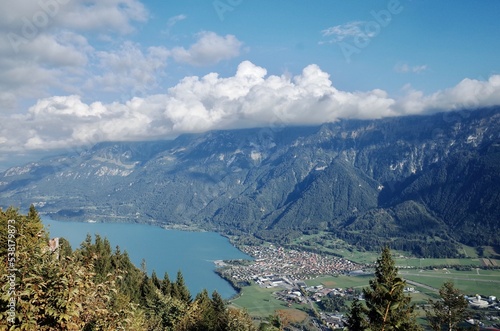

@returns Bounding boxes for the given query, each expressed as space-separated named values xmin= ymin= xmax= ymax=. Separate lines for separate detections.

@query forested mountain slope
xmin=1 ymin=107 xmax=499 ymax=257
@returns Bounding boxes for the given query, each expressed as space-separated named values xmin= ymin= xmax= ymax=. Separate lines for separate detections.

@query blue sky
xmin=1 ymin=0 xmax=500 ymax=165
xmin=133 ymin=0 xmax=500 ymax=94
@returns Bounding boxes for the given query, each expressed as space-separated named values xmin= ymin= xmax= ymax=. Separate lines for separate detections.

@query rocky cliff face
xmin=1 ymin=107 xmax=499 ymax=256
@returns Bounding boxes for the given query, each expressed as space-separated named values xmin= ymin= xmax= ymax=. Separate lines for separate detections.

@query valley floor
xmin=220 ymin=242 xmax=500 ymax=330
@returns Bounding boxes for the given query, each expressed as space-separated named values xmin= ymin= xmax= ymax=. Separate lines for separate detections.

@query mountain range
xmin=1 ymin=107 xmax=499 ymax=257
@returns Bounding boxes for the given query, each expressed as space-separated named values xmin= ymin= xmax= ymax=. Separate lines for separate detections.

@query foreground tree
xmin=0 ymin=206 xmax=143 ymax=330
xmin=426 ymin=281 xmax=469 ymax=331
xmin=1 ymin=206 xmax=257 ymax=330
xmin=346 ymin=246 xmax=422 ymax=331
xmin=345 ymin=298 xmax=369 ymax=330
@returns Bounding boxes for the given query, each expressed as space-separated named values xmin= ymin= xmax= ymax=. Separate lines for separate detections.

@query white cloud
xmin=0 ymin=0 xmax=148 ymax=112
xmin=0 ymin=0 xmax=147 ymax=36
xmin=320 ymin=21 xmax=375 ymax=44
xmin=167 ymin=14 xmax=187 ymax=28
xmin=0 ymin=25 xmax=240 ymax=113
xmin=0 ymin=31 xmax=93 ymax=113
xmin=425 ymin=75 xmax=500 ymax=110
xmin=394 ymin=62 xmax=428 ymax=74
xmin=171 ymin=31 xmax=243 ymax=66
xmin=395 ymin=75 xmax=500 ymax=114
xmin=86 ymin=42 xmax=170 ymax=95
xmin=1 ymin=61 xmax=499 ymax=154
xmin=57 ymin=0 xmax=148 ymax=34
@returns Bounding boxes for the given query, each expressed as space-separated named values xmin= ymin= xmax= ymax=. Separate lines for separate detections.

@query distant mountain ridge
xmin=1 ymin=107 xmax=499 ymax=257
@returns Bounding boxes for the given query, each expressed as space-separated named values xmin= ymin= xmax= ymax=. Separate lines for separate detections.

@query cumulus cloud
xmin=0 ymin=0 xmax=242 ymax=116
xmin=396 ymin=75 xmax=500 ymax=114
xmin=1 ymin=61 xmax=499 ymax=154
xmin=171 ymin=31 xmax=243 ymax=66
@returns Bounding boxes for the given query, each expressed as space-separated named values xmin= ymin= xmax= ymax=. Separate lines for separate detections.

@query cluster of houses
xmin=274 ymin=283 xmax=357 ymax=304
xmin=274 ymin=284 xmax=355 ymax=330
xmin=219 ymin=244 xmax=360 ymax=283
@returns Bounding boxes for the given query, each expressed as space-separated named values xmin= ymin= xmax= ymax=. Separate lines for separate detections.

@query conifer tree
xmin=151 ymin=270 xmax=162 ymax=290
xmin=212 ymin=290 xmax=227 ymax=330
xmin=426 ymin=281 xmax=469 ymax=331
xmin=1 ymin=207 xmax=258 ymax=331
xmin=0 ymin=207 xmax=138 ymax=330
xmin=211 ymin=290 xmax=225 ymax=312
xmin=347 ymin=246 xmax=422 ymax=331
xmin=139 ymin=275 xmax=156 ymax=307
xmin=194 ymin=289 xmax=215 ymax=330
xmin=173 ymin=270 xmax=191 ymax=303
xmin=161 ymin=271 xmax=173 ymax=296
xmin=58 ymin=237 xmax=73 ymax=259
xmin=345 ymin=298 xmax=369 ymax=331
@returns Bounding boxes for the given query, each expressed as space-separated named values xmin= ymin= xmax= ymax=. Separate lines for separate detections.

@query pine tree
xmin=194 ymin=289 xmax=215 ymax=330
xmin=426 ymin=281 xmax=469 ymax=331
xmin=0 ymin=207 xmax=139 ymax=330
xmin=345 ymin=298 xmax=369 ymax=330
xmin=0 ymin=207 xmax=258 ymax=331
xmin=212 ymin=290 xmax=228 ymax=331
xmin=347 ymin=246 xmax=422 ymax=331
xmin=161 ymin=271 xmax=172 ymax=296
xmin=151 ymin=270 xmax=162 ymax=290
xmin=173 ymin=270 xmax=191 ymax=303
xmin=226 ymin=307 xmax=255 ymax=331
xmin=58 ymin=237 xmax=73 ymax=259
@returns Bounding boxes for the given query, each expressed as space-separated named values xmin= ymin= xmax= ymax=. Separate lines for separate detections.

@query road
xmin=404 ymin=279 xmax=438 ymax=292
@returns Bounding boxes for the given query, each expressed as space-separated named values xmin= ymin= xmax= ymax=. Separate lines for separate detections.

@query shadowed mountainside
xmin=1 ymin=107 xmax=499 ymax=257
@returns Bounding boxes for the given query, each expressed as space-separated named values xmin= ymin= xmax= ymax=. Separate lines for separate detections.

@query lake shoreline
xmin=42 ymin=217 xmax=252 ymax=299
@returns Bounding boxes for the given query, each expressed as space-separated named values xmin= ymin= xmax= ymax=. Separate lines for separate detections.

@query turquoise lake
xmin=43 ymin=219 xmax=251 ymax=299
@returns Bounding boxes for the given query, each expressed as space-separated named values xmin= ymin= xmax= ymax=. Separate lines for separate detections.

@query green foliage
xmin=0 ymin=206 xmax=257 ymax=330
xmin=425 ymin=281 xmax=469 ymax=331
xmin=0 ymin=206 xmax=138 ymax=330
xmin=319 ymin=295 xmax=347 ymax=312
xmin=172 ymin=270 xmax=191 ymax=303
xmin=346 ymin=246 xmax=422 ymax=331
xmin=345 ymin=298 xmax=369 ymax=331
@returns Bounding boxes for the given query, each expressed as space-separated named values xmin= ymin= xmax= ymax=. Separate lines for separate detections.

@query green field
xmin=305 ymin=274 xmax=371 ymax=289
xmin=230 ymin=285 xmax=298 ymax=318
xmin=395 ymin=257 xmax=483 ymax=268
xmin=400 ymin=269 xmax=500 ymax=298
xmin=290 ymin=232 xmax=500 ymax=265
xmin=337 ymin=250 xmax=487 ymax=268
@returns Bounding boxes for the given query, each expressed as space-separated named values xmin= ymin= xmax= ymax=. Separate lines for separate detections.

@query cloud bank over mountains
xmin=1 ymin=60 xmax=499 ymax=153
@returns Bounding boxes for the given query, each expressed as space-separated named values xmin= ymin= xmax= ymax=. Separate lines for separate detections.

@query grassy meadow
xmin=400 ymin=268 xmax=500 ymax=298
xmin=230 ymin=285 xmax=300 ymax=318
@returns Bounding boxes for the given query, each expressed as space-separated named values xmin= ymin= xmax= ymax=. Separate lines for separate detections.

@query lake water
xmin=43 ymin=218 xmax=251 ymax=299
